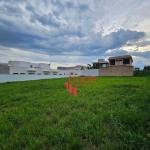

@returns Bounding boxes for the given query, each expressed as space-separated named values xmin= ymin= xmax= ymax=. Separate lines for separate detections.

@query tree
xmin=92 ymin=62 xmax=100 ymax=69
xmin=87 ymin=64 xmax=93 ymax=69
xmin=143 ymin=65 xmax=150 ymax=70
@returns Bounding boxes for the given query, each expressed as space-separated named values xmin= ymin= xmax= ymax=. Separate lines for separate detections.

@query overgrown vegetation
xmin=144 ymin=65 xmax=150 ymax=70
xmin=134 ymin=70 xmax=150 ymax=76
xmin=0 ymin=77 xmax=150 ymax=150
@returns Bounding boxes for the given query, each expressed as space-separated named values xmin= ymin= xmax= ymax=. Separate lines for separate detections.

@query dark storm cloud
xmin=101 ymin=29 xmax=146 ymax=49
xmin=65 ymin=2 xmax=90 ymax=11
xmin=131 ymin=51 xmax=150 ymax=59
xmin=0 ymin=7 xmax=146 ymax=57
xmin=31 ymin=13 xmax=61 ymax=28
xmin=65 ymin=1 xmax=75 ymax=8
xmin=0 ymin=27 xmax=47 ymax=50
xmin=0 ymin=3 xmax=22 ymax=15
xmin=81 ymin=29 xmax=146 ymax=56
xmin=26 ymin=4 xmax=61 ymax=28
xmin=0 ymin=0 xmax=149 ymax=62
xmin=78 ymin=4 xmax=90 ymax=12
xmin=103 ymin=49 xmax=150 ymax=59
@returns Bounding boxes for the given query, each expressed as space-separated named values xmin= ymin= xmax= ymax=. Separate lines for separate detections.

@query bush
xmin=134 ymin=70 xmax=150 ymax=76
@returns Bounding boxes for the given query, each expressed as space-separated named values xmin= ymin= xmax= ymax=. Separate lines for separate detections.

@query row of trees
xmin=87 ymin=62 xmax=100 ymax=69
xmin=143 ymin=65 xmax=150 ymax=70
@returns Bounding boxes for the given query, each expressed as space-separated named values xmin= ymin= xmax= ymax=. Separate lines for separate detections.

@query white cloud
xmin=0 ymin=0 xmax=150 ymax=69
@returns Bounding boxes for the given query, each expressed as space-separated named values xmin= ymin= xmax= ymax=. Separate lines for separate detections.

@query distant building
xmin=93 ymin=59 xmax=109 ymax=68
xmin=0 ymin=62 xmax=9 ymax=74
xmin=57 ymin=65 xmax=87 ymax=70
xmin=134 ymin=67 xmax=140 ymax=71
xmin=0 ymin=61 xmax=51 ymax=75
xmin=98 ymin=55 xmax=134 ymax=76
xmin=108 ymin=55 xmax=133 ymax=66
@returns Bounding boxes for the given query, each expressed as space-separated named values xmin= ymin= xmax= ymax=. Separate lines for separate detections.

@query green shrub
xmin=134 ymin=70 xmax=150 ymax=76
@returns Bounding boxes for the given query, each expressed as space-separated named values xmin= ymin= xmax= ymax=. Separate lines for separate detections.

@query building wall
xmin=30 ymin=63 xmax=39 ymax=68
xmin=99 ymin=65 xmax=133 ymax=76
xmin=0 ymin=74 xmax=69 ymax=83
xmin=57 ymin=69 xmax=98 ymax=76
xmin=115 ymin=59 xmax=123 ymax=65
xmin=8 ymin=61 xmax=50 ymax=69
xmin=0 ymin=66 xmax=10 ymax=74
xmin=8 ymin=61 xmax=30 ymax=67
xmin=109 ymin=58 xmax=132 ymax=66
xmin=39 ymin=63 xmax=50 ymax=69
xmin=9 ymin=66 xmax=49 ymax=75
xmin=0 ymin=69 xmax=98 ymax=83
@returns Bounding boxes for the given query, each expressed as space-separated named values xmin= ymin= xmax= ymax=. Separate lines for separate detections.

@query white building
xmin=0 ymin=61 xmax=98 ymax=76
xmin=57 ymin=65 xmax=87 ymax=70
xmin=8 ymin=61 xmax=51 ymax=75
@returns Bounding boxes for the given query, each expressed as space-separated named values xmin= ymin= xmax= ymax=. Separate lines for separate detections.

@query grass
xmin=0 ymin=77 xmax=150 ymax=150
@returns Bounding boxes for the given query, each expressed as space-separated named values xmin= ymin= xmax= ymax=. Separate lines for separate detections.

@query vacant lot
xmin=0 ymin=77 xmax=150 ymax=150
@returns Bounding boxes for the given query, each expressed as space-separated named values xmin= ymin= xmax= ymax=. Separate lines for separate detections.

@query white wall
xmin=30 ymin=63 xmax=39 ymax=68
xmin=39 ymin=63 xmax=50 ymax=69
xmin=0 ymin=74 xmax=69 ymax=83
xmin=8 ymin=61 xmax=51 ymax=69
xmin=81 ymin=69 xmax=98 ymax=76
xmin=9 ymin=66 xmax=45 ymax=75
xmin=57 ymin=69 xmax=81 ymax=75
xmin=0 ymin=69 xmax=98 ymax=83
xmin=9 ymin=67 xmax=99 ymax=76
xmin=8 ymin=61 xmax=30 ymax=67
xmin=56 ymin=69 xmax=98 ymax=76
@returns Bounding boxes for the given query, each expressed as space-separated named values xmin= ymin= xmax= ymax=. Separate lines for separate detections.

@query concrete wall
xmin=8 ymin=61 xmax=50 ymax=69
xmin=0 ymin=74 xmax=70 ymax=83
xmin=81 ymin=69 xmax=98 ymax=76
xmin=0 ymin=69 xmax=98 ymax=83
xmin=9 ymin=66 xmax=46 ymax=75
xmin=9 ymin=61 xmax=30 ymax=67
xmin=9 ymin=67 xmax=98 ymax=76
xmin=99 ymin=65 xmax=133 ymax=76
xmin=39 ymin=63 xmax=50 ymax=69
xmin=55 ymin=69 xmax=98 ymax=76
xmin=57 ymin=69 xmax=81 ymax=75
xmin=0 ymin=66 xmax=10 ymax=74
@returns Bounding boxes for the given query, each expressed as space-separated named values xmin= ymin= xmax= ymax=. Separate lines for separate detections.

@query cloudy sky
xmin=0 ymin=0 xmax=150 ymax=69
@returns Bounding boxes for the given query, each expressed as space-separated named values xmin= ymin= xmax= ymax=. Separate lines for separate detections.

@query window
xmin=59 ymin=74 xmax=62 ymax=75
xmin=116 ymin=60 xmax=118 ymax=61
xmin=44 ymin=73 xmax=49 ymax=75
xmin=123 ymin=59 xmax=130 ymax=64
xmin=102 ymin=64 xmax=106 ymax=68
xmin=13 ymin=73 xmax=18 ymax=74
xmin=110 ymin=60 xmax=115 ymax=65
xmin=119 ymin=60 xmax=122 ymax=61
xmin=29 ymin=73 xmax=34 ymax=74
xmin=20 ymin=73 xmax=25 ymax=74
xmin=38 ymin=73 xmax=41 ymax=75
xmin=30 ymin=65 xmax=32 ymax=68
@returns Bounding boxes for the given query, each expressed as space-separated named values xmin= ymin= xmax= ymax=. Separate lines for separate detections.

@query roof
xmin=57 ymin=65 xmax=87 ymax=70
xmin=108 ymin=55 xmax=133 ymax=62
xmin=0 ymin=63 xmax=8 ymax=66
xmin=8 ymin=60 xmax=50 ymax=65
xmin=92 ymin=61 xmax=109 ymax=64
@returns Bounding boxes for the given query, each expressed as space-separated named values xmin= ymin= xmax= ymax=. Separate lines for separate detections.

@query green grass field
xmin=0 ymin=77 xmax=150 ymax=150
